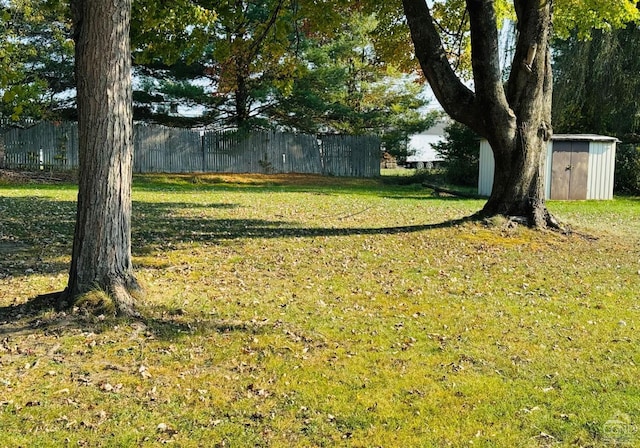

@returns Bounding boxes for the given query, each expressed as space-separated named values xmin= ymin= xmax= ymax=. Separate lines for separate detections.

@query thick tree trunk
xmin=403 ymin=0 xmax=558 ymax=228
xmin=61 ymin=0 xmax=141 ymax=316
xmin=481 ymin=0 xmax=556 ymax=228
xmin=482 ymin=129 xmax=554 ymax=227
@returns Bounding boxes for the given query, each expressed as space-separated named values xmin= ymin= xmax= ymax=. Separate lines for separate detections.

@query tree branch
xmin=402 ymin=0 xmax=481 ymax=132
xmin=431 ymin=8 xmax=469 ymax=72
xmin=247 ymin=0 xmax=286 ymax=61
xmin=465 ymin=0 xmax=517 ymax=144
xmin=466 ymin=1 xmax=507 ymax=106
xmin=506 ymin=0 xmax=553 ymax=122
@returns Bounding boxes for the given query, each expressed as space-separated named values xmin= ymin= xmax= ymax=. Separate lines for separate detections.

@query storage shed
xmin=478 ymin=134 xmax=618 ymax=200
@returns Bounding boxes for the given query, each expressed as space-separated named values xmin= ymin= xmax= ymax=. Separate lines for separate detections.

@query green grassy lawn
xmin=1 ymin=173 xmax=639 ymax=447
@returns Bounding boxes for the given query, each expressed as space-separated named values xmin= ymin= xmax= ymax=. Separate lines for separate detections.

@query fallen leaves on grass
xmin=0 ymin=174 xmax=639 ymax=447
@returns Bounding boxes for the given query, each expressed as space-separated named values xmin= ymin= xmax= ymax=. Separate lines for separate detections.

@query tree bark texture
xmin=63 ymin=0 xmax=140 ymax=315
xmin=403 ymin=0 xmax=556 ymax=228
xmin=235 ymin=69 xmax=250 ymax=127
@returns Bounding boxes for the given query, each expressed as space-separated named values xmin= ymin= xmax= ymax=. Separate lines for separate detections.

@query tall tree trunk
xmin=482 ymin=0 xmax=556 ymax=227
xmin=62 ymin=0 xmax=141 ymax=315
xmin=403 ymin=0 xmax=557 ymax=228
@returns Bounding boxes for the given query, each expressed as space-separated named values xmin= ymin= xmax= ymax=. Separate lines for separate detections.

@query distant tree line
xmin=0 ymin=0 xmax=437 ymax=160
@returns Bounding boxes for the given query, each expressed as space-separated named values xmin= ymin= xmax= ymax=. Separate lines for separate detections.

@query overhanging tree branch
xmin=466 ymin=0 xmax=517 ymax=148
xmin=466 ymin=1 xmax=509 ymax=113
xmin=506 ymin=0 xmax=553 ymax=132
xmin=401 ymin=0 xmax=480 ymax=131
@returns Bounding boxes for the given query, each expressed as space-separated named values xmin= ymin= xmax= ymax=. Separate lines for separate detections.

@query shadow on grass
xmin=140 ymin=305 xmax=277 ymax=340
xmin=0 ymin=292 xmax=61 ymax=334
xmin=1 ymin=194 xmax=477 ymax=275
xmin=1 ymin=213 xmax=477 ymax=333
xmin=1 ymin=193 xmax=477 ymax=330
xmin=0 ymin=293 xmax=290 ymax=341
xmin=1 ymin=194 xmax=475 ymax=260
xmin=382 ymin=194 xmax=481 ymax=202
xmin=132 ymin=199 xmax=476 ymax=254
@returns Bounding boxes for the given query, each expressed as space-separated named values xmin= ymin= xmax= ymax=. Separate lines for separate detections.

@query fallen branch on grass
xmin=422 ymin=182 xmax=484 ymax=199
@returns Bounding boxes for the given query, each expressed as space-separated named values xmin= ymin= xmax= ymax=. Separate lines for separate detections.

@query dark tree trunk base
xmin=58 ymin=275 xmax=143 ymax=318
xmin=480 ymin=197 xmax=565 ymax=231
xmin=106 ymin=276 xmax=143 ymax=318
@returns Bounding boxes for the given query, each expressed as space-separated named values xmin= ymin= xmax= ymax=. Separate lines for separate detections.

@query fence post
xmin=200 ymin=130 xmax=206 ymax=172
xmin=0 ymin=132 xmax=5 ymax=169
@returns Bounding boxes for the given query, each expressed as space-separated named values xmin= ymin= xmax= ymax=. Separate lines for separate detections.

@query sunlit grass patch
xmin=1 ymin=174 xmax=639 ymax=446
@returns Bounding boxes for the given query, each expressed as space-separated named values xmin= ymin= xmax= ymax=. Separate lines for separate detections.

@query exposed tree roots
xmin=480 ymin=195 xmax=568 ymax=232
xmin=106 ymin=279 xmax=142 ymax=318
xmin=58 ymin=275 xmax=143 ymax=318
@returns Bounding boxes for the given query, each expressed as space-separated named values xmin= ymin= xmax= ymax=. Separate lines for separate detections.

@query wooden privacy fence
xmin=1 ymin=121 xmax=380 ymax=177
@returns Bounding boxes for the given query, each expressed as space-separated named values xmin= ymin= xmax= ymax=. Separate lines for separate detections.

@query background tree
xmin=614 ymin=144 xmax=640 ymax=195
xmin=133 ymin=0 xmax=297 ymax=129
xmin=131 ymin=0 xmax=226 ymax=126
xmin=271 ymin=11 xmax=436 ymax=157
xmin=553 ymin=16 xmax=640 ymax=195
xmin=2 ymin=0 xmax=436 ymax=144
xmin=0 ymin=0 xmax=216 ymax=124
xmin=130 ymin=1 xmax=436 ymax=144
xmin=131 ymin=0 xmax=216 ymax=65
xmin=400 ymin=0 xmax=638 ymax=227
xmin=433 ymin=121 xmax=479 ymax=187
xmin=0 ymin=0 xmax=73 ymax=120
xmin=62 ymin=0 xmax=140 ymax=315
xmin=552 ymin=22 xmax=640 ymax=141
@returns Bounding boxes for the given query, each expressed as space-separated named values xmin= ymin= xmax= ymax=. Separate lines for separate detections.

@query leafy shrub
xmin=615 ymin=143 xmax=640 ymax=195
xmin=432 ymin=121 xmax=479 ymax=187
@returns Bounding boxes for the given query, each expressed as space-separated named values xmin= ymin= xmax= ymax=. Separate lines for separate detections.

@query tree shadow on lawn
xmin=1 ymin=195 xmax=476 ymax=330
xmin=382 ymin=193 xmax=484 ymax=202
xmin=0 ymin=195 xmax=243 ymax=269
xmin=0 ymin=293 xmax=302 ymax=343
xmin=132 ymin=200 xmax=475 ymax=254
xmin=1 ymin=194 xmax=475 ymax=265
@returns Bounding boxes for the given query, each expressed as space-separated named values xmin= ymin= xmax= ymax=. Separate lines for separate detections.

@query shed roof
xmin=551 ymin=134 xmax=619 ymax=142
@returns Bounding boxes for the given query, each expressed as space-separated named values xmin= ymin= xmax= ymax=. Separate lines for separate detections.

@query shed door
xmin=550 ymin=141 xmax=589 ymax=200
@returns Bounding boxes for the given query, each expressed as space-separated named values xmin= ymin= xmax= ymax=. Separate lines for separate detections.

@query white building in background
xmin=405 ymin=120 xmax=448 ymax=169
